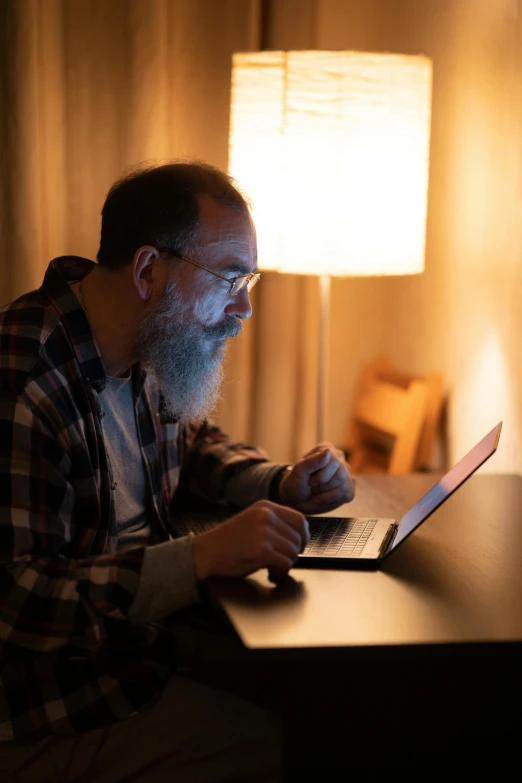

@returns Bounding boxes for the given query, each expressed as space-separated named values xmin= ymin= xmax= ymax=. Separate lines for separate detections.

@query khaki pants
xmin=0 ymin=675 xmax=281 ymax=782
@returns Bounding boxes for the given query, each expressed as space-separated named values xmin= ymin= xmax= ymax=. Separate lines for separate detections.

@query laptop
xmin=296 ymin=422 xmax=502 ymax=570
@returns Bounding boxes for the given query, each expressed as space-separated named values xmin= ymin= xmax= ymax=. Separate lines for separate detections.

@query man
xmin=0 ymin=162 xmax=354 ymax=781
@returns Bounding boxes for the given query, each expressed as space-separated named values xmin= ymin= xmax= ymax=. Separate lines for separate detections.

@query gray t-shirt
xmin=100 ymin=371 xmax=199 ymax=623
xmin=101 ymin=373 xmax=149 ymax=550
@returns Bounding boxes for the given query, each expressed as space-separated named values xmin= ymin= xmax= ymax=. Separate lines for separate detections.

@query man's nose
xmin=225 ymin=287 xmax=252 ymax=320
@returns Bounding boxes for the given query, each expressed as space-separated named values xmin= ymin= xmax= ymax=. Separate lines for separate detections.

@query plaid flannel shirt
xmin=0 ymin=257 xmax=276 ymax=742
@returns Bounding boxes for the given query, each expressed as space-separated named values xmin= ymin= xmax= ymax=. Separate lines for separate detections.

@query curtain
xmin=0 ymin=0 xmax=325 ymax=463
xmin=0 ymin=0 xmax=262 ymax=284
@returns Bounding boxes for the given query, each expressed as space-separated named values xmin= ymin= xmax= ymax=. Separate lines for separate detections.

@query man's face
xmin=136 ymin=196 xmax=257 ymax=423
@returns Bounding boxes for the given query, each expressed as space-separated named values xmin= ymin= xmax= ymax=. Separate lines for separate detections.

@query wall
xmin=267 ymin=0 xmax=522 ymax=471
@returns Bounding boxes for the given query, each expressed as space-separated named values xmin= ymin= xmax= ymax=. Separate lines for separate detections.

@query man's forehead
xmin=196 ymin=195 xmax=255 ymax=248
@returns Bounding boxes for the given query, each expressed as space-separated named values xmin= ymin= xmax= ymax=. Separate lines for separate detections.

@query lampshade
xmin=229 ymin=50 xmax=432 ymax=277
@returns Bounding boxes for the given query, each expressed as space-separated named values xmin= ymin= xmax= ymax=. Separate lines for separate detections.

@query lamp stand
xmin=317 ymin=274 xmax=331 ymax=444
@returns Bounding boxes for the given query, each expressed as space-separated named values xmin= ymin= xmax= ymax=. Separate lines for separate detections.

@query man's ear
xmin=132 ymin=246 xmax=161 ymax=302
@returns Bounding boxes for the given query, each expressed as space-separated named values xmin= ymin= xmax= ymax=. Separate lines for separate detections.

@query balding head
xmin=97 ymin=161 xmax=251 ymax=269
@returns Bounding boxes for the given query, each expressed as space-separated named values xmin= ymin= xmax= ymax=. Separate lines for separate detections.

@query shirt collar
xmin=40 ymin=256 xmax=108 ymax=392
xmin=39 ymin=256 xmax=167 ymax=410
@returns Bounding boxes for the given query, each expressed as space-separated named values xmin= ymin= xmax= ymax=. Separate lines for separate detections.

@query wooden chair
xmin=367 ymin=356 xmax=444 ymax=470
xmin=344 ymin=357 xmax=444 ymax=474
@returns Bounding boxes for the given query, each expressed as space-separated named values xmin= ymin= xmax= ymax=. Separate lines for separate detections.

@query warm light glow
xmin=229 ymin=50 xmax=432 ymax=277
xmin=453 ymin=330 xmax=515 ymax=473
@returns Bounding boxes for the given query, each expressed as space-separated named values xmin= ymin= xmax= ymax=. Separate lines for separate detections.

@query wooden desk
xmin=200 ymin=475 xmax=522 ymax=777
xmin=208 ymin=474 xmax=522 ymax=653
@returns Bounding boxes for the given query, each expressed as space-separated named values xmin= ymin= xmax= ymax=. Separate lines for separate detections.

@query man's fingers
xmin=302 ymin=442 xmax=334 ymax=459
xmin=267 ymin=527 xmax=309 ymax=583
xmin=310 ymin=463 xmax=353 ymax=495
xmin=299 ymin=484 xmax=355 ymax=514
xmin=268 ymin=567 xmax=294 ymax=584
xmin=272 ymin=504 xmax=310 ymax=548
xmin=270 ymin=517 xmax=303 ymax=553
xmin=194 ymin=500 xmax=312 ymax=581
xmin=293 ymin=448 xmax=332 ymax=478
xmin=297 ymin=445 xmax=350 ymax=482
xmin=264 ymin=530 xmax=305 ymax=583
xmin=270 ymin=529 xmax=302 ymax=562
xmin=309 ymin=458 xmax=343 ymax=488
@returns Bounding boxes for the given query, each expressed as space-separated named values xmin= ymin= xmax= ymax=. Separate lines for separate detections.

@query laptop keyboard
xmin=303 ymin=517 xmax=379 ymax=558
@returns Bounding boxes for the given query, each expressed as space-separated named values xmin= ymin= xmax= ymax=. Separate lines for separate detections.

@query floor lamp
xmin=229 ymin=51 xmax=432 ymax=444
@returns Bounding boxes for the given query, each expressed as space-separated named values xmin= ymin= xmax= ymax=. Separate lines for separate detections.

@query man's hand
xmin=192 ymin=500 xmax=309 ymax=584
xmin=278 ymin=443 xmax=355 ymax=514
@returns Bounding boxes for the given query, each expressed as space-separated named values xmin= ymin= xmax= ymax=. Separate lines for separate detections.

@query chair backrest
xmin=367 ymin=356 xmax=444 ymax=470
xmin=345 ymin=356 xmax=444 ymax=474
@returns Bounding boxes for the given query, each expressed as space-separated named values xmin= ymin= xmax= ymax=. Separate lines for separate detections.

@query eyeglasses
xmin=156 ymin=247 xmax=261 ymax=296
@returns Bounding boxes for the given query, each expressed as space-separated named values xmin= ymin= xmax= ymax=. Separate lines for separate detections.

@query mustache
xmin=204 ymin=317 xmax=243 ymax=339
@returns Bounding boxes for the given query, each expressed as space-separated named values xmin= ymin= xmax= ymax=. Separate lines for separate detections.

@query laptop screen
xmin=389 ymin=422 xmax=502 ymax=552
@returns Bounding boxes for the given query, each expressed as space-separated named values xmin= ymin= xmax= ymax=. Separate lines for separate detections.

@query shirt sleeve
xmin=128 ymin=534 xmax=200 ymax=625
xmin=178 ymin=420 xmax=288 ymax=507
xmin=224 ymin=461 xmax=292 ymax=506
xmin=0 ymin=390 xmax=147 ymax=654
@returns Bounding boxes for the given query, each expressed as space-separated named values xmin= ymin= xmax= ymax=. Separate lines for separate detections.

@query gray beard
xmin=136 ymin=277 xmax=241 ymax=424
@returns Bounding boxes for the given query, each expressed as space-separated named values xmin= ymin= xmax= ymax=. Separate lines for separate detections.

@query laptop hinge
xmin=378 ymin=523 xmax=399 ymax=558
